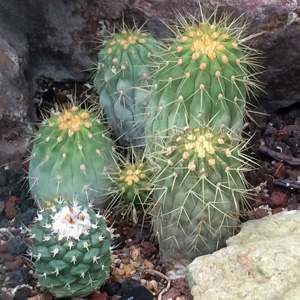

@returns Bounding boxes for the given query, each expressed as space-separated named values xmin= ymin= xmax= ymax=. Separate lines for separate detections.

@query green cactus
xmin=146 ymin=14 xmax=261 ymax=148
xmin=94 ymin=28 xmax=161 ymax=147
xmin=151 ymin=127 xmax=251 ymax=261
xmin=29 ymin=105 xmax=117 ymax=208
xmin=109 ymin=150 xmax=157 ymax=223
xmin=30 ymin=200 xmax=111 ymax=298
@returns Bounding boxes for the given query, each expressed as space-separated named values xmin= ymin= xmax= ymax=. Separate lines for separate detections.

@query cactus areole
xmin=29 ymin=106 xmax=116 ymax=208
xmin=31 ymin=202 xmax=111 ymax=298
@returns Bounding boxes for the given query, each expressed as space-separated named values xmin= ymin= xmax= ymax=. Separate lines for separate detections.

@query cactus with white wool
xmin=30 ymin=199 xmax=111 ymax=298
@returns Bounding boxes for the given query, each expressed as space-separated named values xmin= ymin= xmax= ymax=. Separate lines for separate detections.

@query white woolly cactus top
xmin=51 ymin=206 xmax=93 ymax=239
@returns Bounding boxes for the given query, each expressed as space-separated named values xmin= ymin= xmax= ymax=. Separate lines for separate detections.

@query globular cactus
xmin=109 ymin=150 xmax=158 ymax=223
xmin=151 ymin=127 xmax=251 ymax=261
xmin=29 ymin=105 xmax=117 ymax=208
xmin=146 ymin=13 xmax=261 ymax=147
xmin=94 ymin=28 xmax=161 ymax=147
xmin=30 ymin=199 xmax=111 ymax=298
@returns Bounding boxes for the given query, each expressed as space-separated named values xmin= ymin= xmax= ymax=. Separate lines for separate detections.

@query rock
xmin=5 ymin=196 xmax=20 ymax=219
xmin=162 ymin=287 xmax=181 ymax=300
xmin=117 ymin=279 xmax=141 ymax=296
xmin=14 ymin=208 xmax=37 ymax=227
xmin=12 ymin=286 xmax=31 ymax=299
xmin=7 ymin=236 xmax=28 ymax=256
xmin=0 ymin=0 xmax=298 ymax=121
xmin=269 ymin=191 xmax=288 ymax=208
xmin=101 ymin=281 xmax=121 ymax=296
xmin=9 ymin=267 xmax=32 ymax=287
xmin=186 ymin=210 xmax=300 ymax=300
xmin=0 ymin=20 xmax=32 ymax=165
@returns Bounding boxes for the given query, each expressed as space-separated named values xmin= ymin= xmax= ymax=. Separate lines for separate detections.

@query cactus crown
xmin=105 ymin=29 xmax=148 ymax=51
xmin=174 ymin=22 xmax=238 ymax=62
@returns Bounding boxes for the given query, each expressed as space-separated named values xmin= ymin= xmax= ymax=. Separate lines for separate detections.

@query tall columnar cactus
xmin=151 ymin=127 xmax=251 ymax=261
xmin=30 ymin=200 xmax=111 ymax=298
xmin=94 ymin=28 xmax=161 ymax=147
xmin=146 ymin=14 xmax=261 ymax=147
xmin=29 ymin=105 xmax=117 ymax=208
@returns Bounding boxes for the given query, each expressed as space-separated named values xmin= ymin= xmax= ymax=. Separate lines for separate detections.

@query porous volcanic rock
xmin=186 ymin=210 xmax=300 ymax=300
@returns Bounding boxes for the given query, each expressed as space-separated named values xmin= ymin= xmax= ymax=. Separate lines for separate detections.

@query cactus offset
xmin=109 ymin=150 xmax=157 ymax=223
xmin=94 ymin=28 xmax=161 ymax=147
xmin=29 ymin=105 xmax=117 ymax=208
xmin=30 ymin=200 xmax=111 ymax=298
xmin=151 ymin=127 xmax=252 ymax=261
xmin=146 ymin=13 xmax=261 ymax=147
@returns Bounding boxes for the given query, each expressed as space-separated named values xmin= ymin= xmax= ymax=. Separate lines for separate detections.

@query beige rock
xmin=186 ymin=211 xmax=300 ymax=300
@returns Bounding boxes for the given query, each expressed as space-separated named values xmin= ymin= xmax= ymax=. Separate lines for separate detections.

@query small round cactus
xmin=30 ymin=200 xmax=111 ymax=298
xmin=28 ymin=105 xmax=117 ymax=208
xmin=94 ymin=28 xmax=162 ymax=147
xmin=108 ymin=150 xmax=158 ymax=223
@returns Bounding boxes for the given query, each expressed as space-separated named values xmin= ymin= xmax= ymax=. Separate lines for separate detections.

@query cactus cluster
xmin=29 ymin=105 xmax=117 ymax=208
xmin=28 ymin=8 xmax=261 ymax=297
xmin=94 ymin=28 xmax=161 ymax=147
xmin=30 ymin=200 xmax=111 ymax=298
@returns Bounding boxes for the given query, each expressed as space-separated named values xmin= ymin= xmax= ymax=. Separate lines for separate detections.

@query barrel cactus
xmin=151 ymin=127 xmax=251 ymax=261
xmin=29 ymin=105 xmax=117 ymax=208
xmin=145 ymin=14 xmax=261 ymax=147
xmin=94 ymin=28 xmax=161 ymax=147
xmin=30 ymin=200 xmax=111 ymax=298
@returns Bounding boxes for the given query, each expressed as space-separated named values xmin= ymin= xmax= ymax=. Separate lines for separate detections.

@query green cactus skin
xmin=151 ymin=127 xmax=249 ymax=261
xmin=146 ymin=17 xmax=259 ymax=148
xmin=29 ymin=106 xmax=117 ymax=208
xmin=94 ymin=28 xmax=161 ymax=147
xmin=30 ymin=201 xmax=111 ymax=298
xmin=111 ymin=155 xmax=157 ymax=223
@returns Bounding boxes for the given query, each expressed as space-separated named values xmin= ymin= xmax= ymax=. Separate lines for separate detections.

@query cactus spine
xmin=94 ymin=28 xmax=161 ymax=147
xmin=30 ymin=200 xmax=111 ymax=298
xmin=29 ymin=105 xmax=117 ymax=208
xmin=108 ymin=149 xmax=157 ymax=223
xmin=151 ymin=127 xmax=250 ymax=261
xmin=145 ymin=13 xmax=260 ymax=147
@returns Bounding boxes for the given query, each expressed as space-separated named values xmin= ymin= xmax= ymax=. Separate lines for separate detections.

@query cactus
xmin=151 ymin=127 xmax=251 ymax=261
xmin=108 ymin=149 xmax=157 ymax=223
xmin=30 ymin=199 xmax=111 ymax=298
xmin=94 ymin=28 xmax=161 ymax=147
xmin=145 ymin=13 xmax=261 ymax=147
xmin=29 ymin=105 xmax=117 ymax=208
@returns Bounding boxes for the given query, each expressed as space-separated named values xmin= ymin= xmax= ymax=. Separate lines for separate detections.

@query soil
xmin=1 ymin=79 xmax=300 ymax=300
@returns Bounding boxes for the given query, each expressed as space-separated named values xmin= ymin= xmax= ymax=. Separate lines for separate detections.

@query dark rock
xmin=269 ymin=191 xmax=288 ymax=208
xmin=13 ymin=286 xmax=31 ymax=300
xmin=112 ymin=236 xmax=126 ymax=250
xmin=7 ymin=236 xmax=28 ymax=256
xmin=118 ymin=279 xmax=141 ymax=296
xmin=14 ymin=208 xmax=37 ymax=227
xmin=9 ymin=267 xmax=32 ymax=287
xmin=101 ymin=281 xmax=122 ymax=296
xmin=0 ymin=0 xmax=298 ymax=121
xmin=0 ymin=20 xmax=32 ymax=166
